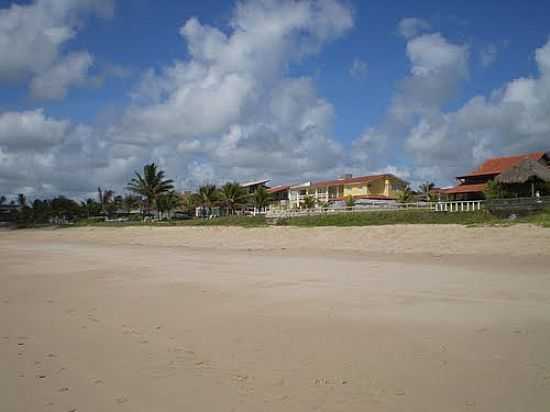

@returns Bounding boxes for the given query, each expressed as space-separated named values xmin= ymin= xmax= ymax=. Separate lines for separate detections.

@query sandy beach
xmin=1 ymin=225 xmax=550 ymax=411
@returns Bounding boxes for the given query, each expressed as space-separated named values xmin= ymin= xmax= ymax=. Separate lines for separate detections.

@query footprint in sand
xmin=233 ymin=374 xmax=249 ymax=382
xmin=93 ymin=379 xmax=103 ymax=384
xmin=58 ymin=387 xmax=70 ymax=392
xmin=116 ymin=397 xmax=128 ymax=405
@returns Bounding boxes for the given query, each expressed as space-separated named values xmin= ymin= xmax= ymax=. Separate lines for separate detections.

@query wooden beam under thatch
xmin=495 ymin=159 xmax=550 ymax=184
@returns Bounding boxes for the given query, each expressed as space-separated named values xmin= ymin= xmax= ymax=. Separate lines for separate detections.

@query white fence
xmin=267 ymin=202 xmax=434 ymax=219
xmin=267 ymin=200 xmax=485 ymax=219
xmin=434 ymin=200 xmax=484 ymax=213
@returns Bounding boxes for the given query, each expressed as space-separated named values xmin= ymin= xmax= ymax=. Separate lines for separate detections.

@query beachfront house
xmin=267 ymin=185 xmax=291 ymax=210
xmin=445 ymin=151 xmax=550 ymax=200
xmin=240 ymin=179 xmax=270 ymax=194
xmin=270 ymin=174 xmax=408 ymax=209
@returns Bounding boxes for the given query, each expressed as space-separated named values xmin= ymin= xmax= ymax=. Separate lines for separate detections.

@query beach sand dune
xmin=1 ymin=225 xmax=550 ymax=411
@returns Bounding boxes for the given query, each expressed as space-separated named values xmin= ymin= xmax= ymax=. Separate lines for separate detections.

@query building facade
xmin=269 ymin=174 xmax=408 ymax=209
xmin=445 ymin=151 xmax=550 ymax=200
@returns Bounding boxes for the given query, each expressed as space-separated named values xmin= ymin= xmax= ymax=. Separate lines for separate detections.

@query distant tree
xmin=157 ymin=191 xmax=181 ymax=218
xmin=419 ymin=181 xmax=436 ymax=201
xmin=127 ymin=163 xmax=174 ymax=217
xmin=49 ymin=197 xmax=81 ymax=223
xmin=484 ymin=181 xmax=511 ymax=199
xmin=17 ymin=193 xmax=27 ymax=208
xmin=398 ymin=186 xmax=414 ymax=203
xmin=32 ymin=199 xmax=51 ymax=223
xmin=15 ymin=193 xmax=33 ymax=224
xmin=302 ymin=195 xmax=316 ymax=210
xmin=123 ymin=194 xmax=142 ymax=213
xmin=196 ymin=184 xmax=219 ymax=216
xmin=253 ymin=186 xmax=271 ymax=212
xmin=0 ymin=195 xmax=6 ymax=206
xmin=219 ymin=182 xmax=249 ymax=215
xmin=180 ymin=192 xmax=198 ymax=213
xmin=82 ymin=198 xmax=102 ymax=218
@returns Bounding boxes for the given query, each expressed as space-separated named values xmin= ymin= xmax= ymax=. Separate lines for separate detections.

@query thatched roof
xmin=495 ymin=159 xmax=550 ymax=184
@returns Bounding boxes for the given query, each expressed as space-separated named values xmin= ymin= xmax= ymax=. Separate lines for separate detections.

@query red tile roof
xmin=444 ymin=183 xmax=488 ymax=194
xmin=267 ymin=185 xmax=290 ymax=194
xmin=458 ymin=152 xmax=546 ymax=178
xmin=309 ymin=174 xmax=401 ymax=189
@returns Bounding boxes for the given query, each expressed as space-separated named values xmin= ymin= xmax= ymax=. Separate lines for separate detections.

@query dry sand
xmin=1 ymin=225 xmax=550 ymax=411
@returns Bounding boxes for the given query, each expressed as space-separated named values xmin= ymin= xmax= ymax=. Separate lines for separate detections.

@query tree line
xmin=1 ymin=163 xmax=272 ymax=225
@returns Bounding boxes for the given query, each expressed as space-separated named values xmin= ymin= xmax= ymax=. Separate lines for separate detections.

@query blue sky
xmin=1 ymin=0 xmax=550 ymax=199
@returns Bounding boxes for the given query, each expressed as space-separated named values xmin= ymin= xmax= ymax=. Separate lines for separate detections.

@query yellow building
xmin=285 ymin=174 xmax=408 ymax=208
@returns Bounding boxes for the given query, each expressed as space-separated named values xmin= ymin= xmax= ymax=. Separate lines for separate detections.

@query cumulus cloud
xmin=0 ymin=109 xmax=69 ymax=152
xmin=352 ymin=28 xmax=471 ymax=185
xmin=0 ymin=0 xmax=114 ymax=96
xmin=30 ymin=51 xmax=94 ymax=99
xmin=405 ymin=39 xmax=550 ymax=177
xmin=354 ymin=21 xmax=549 ymax=187
xmin=1 ymin=0 xmax=354 ymax=197
xmin=109 ymin=0 xmax=353 ymax=187
xmin=398 ymin=17 xmax=431 ymax=39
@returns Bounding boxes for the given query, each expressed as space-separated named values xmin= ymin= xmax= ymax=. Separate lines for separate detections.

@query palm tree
xmin=398 ymin=186 xmax=414 ymax=203
xmin=17 ymin=193 xmax=27 ymax=208
xmin=219 ymin=182 xmax=250 ymax=215
xmin=181 ymin=192 xmax=198 ymax=214
xmin=123 ymin=194 xmax=141 ymax=213
xmin=195 ymin=184 xmax=219 ymax=217
xmin=253 ymin=186 xmax=271 ymax=212
xmin=127 ymin=163 xmax=174 ymax=217
xmin=157 ymin=191 xmax=181 ymax=218
xmin=419 ymin=181 xmax=435 ymax=201
xmin=302 ymin=195 xmax=316 ymax=210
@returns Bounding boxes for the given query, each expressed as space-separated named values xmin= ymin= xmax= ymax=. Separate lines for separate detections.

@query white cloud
xmin=389 ymin=33 xmax=469 ymax=127
xmin=351 ymin=28 xmax=471 ymax=186
xmin=1 ymin=0 xmax=354 ymax=197
xmin=404 ymin=39 xmax=550 ymax=183
xmin=0 ymin=109 xmax=69 ymax=152
xmin=398 ymin=17 xmax=431 ymax=39
xmin=30 ymin=51 xmax=94 ymax=99
xmin=0 ymin=0 xmax=114 ymax=95
xmin=480 ymin=44 xmax=497 ymax=67
xmin=108 ymin=0 xmax=353 ymax=187
xmin=350 ymin=58 xmax=368 ymax=79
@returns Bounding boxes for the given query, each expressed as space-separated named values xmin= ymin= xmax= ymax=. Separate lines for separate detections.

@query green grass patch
xmin=20 ymin=208 xmax=550 ymax=229
xmin=72 ymin=215 xmax=268 ymax=228
xmin=277 ymin=209 xmax=504 ymax=227
xmin=515 ymin=208 xmax=550 ymax=228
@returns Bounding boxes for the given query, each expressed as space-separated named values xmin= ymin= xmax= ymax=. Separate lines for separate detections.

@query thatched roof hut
xmin=495 ymin=159 xmax=550 ymax=184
